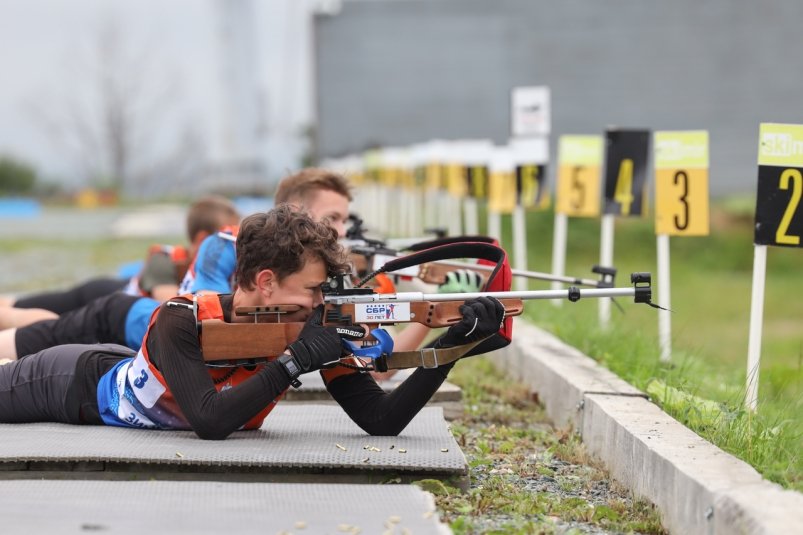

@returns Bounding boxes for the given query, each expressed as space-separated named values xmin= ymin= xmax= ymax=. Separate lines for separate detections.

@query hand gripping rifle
xmin=198 ymin=242 xmax=654 ymax=372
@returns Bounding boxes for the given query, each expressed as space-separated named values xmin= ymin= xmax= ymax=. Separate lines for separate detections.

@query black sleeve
xmin=326 ymin=362 xmax=456 ymax=436
xmin=15 ymin=293 xmax=137 ymax=358
xmin=147 ymin=298 xmax=293 ymax=440
xmin=13 ymin=277 xmax=128 ymax=314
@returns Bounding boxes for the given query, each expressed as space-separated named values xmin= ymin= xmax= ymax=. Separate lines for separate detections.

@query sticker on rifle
xmin=355 ymin=302 xmax=411 ymax=322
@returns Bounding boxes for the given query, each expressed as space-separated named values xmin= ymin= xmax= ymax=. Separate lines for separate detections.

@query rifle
xmin=343 ymin=214 xmax=616 ymax=289
xmin=199 ymin=272 xmax=653 ymax=372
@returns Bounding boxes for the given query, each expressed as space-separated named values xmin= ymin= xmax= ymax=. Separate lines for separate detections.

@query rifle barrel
xmin=426 ymin=259 xmax=601 ymax=286
xmin=325 ymin=287 xmax=640 ymax=304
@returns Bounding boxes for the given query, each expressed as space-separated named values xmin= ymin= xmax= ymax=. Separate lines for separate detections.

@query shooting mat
xmin=0 ymin=406 xmax=466 ymax=484
xmin=0 ymin=480 xmax=451 ymax=534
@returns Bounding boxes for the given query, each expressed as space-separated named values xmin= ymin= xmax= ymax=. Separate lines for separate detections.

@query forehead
xmin=305 ymin=190 xmax=349 ymax=215
xmin=285 ymin=255 xmax=328 ymax=283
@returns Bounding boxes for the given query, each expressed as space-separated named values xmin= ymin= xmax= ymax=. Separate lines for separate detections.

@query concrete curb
xmin=497 ymin=320 xmax=803 ymax=535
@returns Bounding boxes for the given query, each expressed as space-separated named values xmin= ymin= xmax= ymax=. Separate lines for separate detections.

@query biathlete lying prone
xmin=0 ymin=205 xmax=505 ymax=438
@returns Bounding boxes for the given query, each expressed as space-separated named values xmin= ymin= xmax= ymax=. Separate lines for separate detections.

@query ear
xmin=254 ymin=269 xmax=277 ymax=298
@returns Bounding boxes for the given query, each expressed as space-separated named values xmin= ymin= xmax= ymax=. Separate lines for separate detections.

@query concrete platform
xmin=0 ymin=405 xmax=467 ymax=487
xmin=0 ymin=480 xmax=451 ymax=534
xmin=499 ymin=320 xmax=803 ymax=534
xmin=288 ymin=369 xmax=464 ymax=420
xmin=497 ymin=321 xmax=644 ymax=430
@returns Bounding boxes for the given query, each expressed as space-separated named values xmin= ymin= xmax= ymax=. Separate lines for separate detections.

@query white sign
xmin=511 ymin=86 xmax=551 ymax=137
xmin=355 ymin=302 xmax=411 ymax=323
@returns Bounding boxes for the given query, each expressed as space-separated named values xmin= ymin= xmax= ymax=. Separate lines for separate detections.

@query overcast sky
xmin=0 ymin=0 xmax=316 ymax=187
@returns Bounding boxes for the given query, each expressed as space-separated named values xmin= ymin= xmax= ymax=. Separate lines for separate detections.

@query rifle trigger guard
xmin=341 ymin=327 xmax=394 ymax=361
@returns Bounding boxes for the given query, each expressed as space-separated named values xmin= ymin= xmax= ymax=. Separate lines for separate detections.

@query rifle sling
xmin=380 ymin=339 xmax=485 ymax=370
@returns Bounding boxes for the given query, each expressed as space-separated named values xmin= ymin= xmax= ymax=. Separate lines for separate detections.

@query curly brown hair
xmin=273 ymin=168 xmax=353 ymax=205
xmin=234 ymin=204 xmax=349 ymax=290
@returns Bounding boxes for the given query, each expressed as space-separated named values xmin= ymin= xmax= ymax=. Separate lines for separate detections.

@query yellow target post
xmin=552 ymin=135 xmax=604 ymax=304
xmin=653 ymin=130 xmax=710 ymax=362
xmin=488 ymin=146 xmax=516 ymax=242
xmin=509 ymin=137 xmax=550 ymax=291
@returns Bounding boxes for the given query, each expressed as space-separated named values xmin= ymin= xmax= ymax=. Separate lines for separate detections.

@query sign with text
xmin=445 ymin=163 xmax=467 ymax=198
xmin=510 ymin=137 xmax=549 ymax=209
xmin=465 ymin=165 xmax=489 ymax=199
xmin=755 ymin=123 xmax=803 ymax=247
xmin=603 ymin=129 xmax=651 ymax=217
xmin=654 ymin=131 xmax=710 ymax=236
xmin=515 ymin=164 xmax=548 ymax=208
xmin=556 ymin=135 xmax=603 ymax=217
xmin=511 ymin=86 xmax=551 ymax=137
xmin=488 ymin=170 xmax=517 ymax=214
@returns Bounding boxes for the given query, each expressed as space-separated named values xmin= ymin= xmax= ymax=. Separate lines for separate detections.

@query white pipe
xmin=551 ymin=212 xmax=568 ymax=306
xmin=598 ymin=214 xmax=615 ymax=328
xmin=745 ymin=244 xmax=767 ymax=412
xmin=656 ymin=233 xmax=672 ymax=362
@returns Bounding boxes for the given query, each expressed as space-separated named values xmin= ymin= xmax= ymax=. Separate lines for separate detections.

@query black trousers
xmin=14 ymin=293 xmax=139 ymax=359
xmin=0 ymin=343 xmax=129 ymax=424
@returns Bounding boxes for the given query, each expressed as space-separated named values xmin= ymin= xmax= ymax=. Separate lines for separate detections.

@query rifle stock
xmin=201 ymin=320 xmax=303 ymax=361
xmin=200 ymin=298 xmax=524 ymax=363
xmin=417 ymin=261 xmax=484 ymax=285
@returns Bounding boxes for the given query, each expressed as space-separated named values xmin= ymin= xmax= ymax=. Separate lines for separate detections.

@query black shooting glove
xmin=278 ymin=305 xmax=365 ymax=386
xmin=434 ymin=296 xmax=505 ymax=349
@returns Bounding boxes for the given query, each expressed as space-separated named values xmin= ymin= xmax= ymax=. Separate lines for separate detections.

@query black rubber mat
xmin=0 ymin=405 xmax=465 ymax=482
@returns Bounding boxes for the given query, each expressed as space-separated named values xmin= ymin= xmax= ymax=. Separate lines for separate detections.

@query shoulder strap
xmin=383 ymin=340 xmax=484 ymax=370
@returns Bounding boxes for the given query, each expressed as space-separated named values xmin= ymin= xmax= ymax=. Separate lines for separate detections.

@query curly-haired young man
xmin=0 ymin=205 xmax=504 ymax=439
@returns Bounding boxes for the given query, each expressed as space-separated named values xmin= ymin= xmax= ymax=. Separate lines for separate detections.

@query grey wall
xmin=314 ymin=0 xmax=803 ymax=195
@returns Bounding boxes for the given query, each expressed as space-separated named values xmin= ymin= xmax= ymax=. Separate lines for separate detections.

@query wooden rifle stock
xmin=417 ymin=261 xmax=486 ymax=285
xmin=199 ymin=298 xmax=523 ymax=363
xmin=349 ymin=250 xmax=486 ymax=286
xmin=201 ymin=320 xmax=303 ymax=362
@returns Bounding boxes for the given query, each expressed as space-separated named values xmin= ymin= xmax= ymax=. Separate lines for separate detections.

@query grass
xmin=495 ymin=200 xmax=802 ymax=491
xmin=0 ymin=236 xmax=182 ymax=294
xmin=424 ymin=356 xmax=666 ymax=534
xmin=4 ymin=200 xmax=800 ymax=493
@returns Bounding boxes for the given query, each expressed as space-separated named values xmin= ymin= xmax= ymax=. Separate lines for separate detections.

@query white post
xmin=598 ymin=214 xmax=615 ymax=328
xmin=656 ymin=233 xmax=672 ymax=362
xmin=551 ymin=212 xmax=568 ymax=306
xmin=463 ymin=198 xmax=479 ymax=235
xmin=512 ymin=205 xmax=528 ymax=292
xmin=488 ymin=211 xmax=502 ymax=243
xmin=410 ymin=188 xmax=426 ymax=236
xmin=745 ymin=244 xmax=767 ymax=412
xmin=449 ymin=195 xmax=463 ymax=237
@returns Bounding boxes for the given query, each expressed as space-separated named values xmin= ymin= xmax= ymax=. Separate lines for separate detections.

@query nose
xmin=312 ymin=286 xmax=324 ymax=307
xmin=334 ymin=220 xmax=346 ymax=238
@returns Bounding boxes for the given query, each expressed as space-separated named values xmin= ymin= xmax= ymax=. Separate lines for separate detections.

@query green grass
xmin=427 ymin=356 xmax=666 ymax=534
xmin=0 ymin=236 xmax=183 ymax=294
xmin=494 ymin=200 xmax=802 ymax=491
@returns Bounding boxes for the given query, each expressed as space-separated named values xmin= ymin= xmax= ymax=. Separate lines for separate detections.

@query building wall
xmin=314 ymin=0 xmax=803 ymax=195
